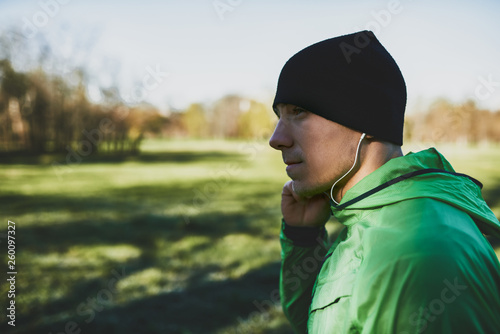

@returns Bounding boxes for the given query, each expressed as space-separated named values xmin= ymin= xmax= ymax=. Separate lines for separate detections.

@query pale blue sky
xmin=1 ymin=0 xmax=499 ymax=113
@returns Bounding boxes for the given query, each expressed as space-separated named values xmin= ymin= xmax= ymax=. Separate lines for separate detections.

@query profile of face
xmin=269 ymin=103 xmax=362 ymax=197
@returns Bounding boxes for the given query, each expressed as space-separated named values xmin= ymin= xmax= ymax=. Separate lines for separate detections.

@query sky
xmin=1 ymin=0 xmax=500 ymax=114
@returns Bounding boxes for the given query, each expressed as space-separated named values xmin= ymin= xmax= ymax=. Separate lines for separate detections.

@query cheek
xmin=304 ymin=144 xmax=335 ymax=180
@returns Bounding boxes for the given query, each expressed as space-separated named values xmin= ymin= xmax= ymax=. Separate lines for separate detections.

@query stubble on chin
xmin=291 ymin=179 xmax=329 ymax=198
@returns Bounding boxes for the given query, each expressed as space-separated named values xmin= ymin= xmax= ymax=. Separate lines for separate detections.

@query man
xmin=269 ymin=30 xmax=500 ymax=333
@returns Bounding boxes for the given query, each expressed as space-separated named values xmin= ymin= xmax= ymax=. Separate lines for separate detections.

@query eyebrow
xmin=274 ymin=103 xmax=289 ymax=118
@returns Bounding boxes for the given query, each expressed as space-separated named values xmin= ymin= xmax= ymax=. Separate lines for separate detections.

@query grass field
xmin=1 ymin=139 xmax=499 ymax=334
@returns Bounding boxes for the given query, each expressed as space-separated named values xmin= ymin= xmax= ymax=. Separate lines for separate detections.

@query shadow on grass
xmin=0 ymin=180 xmax=281 ymax=249
xmin=0 ymin=180 xmax=288 ymax=333
xmin=1 ymin=219 xmax=288 ymax=333
xmin=11 ymin=209 xmax=274 ymax=254
xmin=6 ymin=261 xmax=288 ymax=334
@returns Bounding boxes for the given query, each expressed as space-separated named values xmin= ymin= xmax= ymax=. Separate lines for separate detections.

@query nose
xmin=269 ymin=120 xmax=292 ymax=150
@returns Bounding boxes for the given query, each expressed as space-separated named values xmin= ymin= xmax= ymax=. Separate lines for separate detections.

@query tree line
xmin=2 ymin=57 xmax=500 ymax=158
xmin=1 ymin=34 xmax=499 ymax=155
xmin=404 ymin=98 xmax=500 ymax=145
xmin=0 ymin=59 xmax=166 ymax=155
xmin=0 ymin=57 xmax=276 ymax=156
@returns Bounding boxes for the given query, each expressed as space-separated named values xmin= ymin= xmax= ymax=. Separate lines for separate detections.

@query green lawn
xmin=0 ymin=140 xmax=499 ymax=333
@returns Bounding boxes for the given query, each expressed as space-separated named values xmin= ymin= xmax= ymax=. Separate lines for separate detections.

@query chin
xmin=292 ymin=180 xmax=328 ymax=198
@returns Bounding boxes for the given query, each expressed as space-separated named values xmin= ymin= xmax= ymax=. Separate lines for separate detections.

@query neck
xmin=334 ymin=140 xmax=403 ymax=203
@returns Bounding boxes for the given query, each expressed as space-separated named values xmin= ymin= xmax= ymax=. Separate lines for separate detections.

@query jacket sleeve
xmin=279 ymin=219 xmax=329 ymax=334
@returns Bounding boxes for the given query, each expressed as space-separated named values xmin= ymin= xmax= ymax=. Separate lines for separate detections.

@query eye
xmin=292 ymin=107 xmax=307 ymax=115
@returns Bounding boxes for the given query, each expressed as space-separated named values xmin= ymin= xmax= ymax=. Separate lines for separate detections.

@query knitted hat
xmin=272 ymin=30 xmax=407 ymax=146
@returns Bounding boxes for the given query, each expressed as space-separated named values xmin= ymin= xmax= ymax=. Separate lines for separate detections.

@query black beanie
xmin=272 ymin=30 xmax=406 ymax=146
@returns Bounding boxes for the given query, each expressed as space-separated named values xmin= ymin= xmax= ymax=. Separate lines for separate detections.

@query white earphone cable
xmin=330 ymin=132 xmax=366 ymax=205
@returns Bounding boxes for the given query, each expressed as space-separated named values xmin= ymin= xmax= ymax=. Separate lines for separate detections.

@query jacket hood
xmin=331 ymin=148 xmax=500 ymax=239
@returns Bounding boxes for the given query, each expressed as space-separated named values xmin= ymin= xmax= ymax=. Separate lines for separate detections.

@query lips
xmin=284 ymin=157 xmax=302 ymax=165
xmin=285 ymin=160 xmax=303 ymax=176
xmin=283 ymin=154 xmax=303 ymax=176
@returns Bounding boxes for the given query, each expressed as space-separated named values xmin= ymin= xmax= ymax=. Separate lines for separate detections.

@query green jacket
xmin=280 ymin=148 xmax=500 ymax=333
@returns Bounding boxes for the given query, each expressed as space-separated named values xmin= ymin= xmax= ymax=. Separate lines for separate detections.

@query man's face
xmin=269 ymin=103 xmax=361 ymax=197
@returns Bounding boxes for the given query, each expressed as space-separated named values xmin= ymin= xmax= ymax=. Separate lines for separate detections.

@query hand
xmin=281 ymin=180 xmax=332 ymax=228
